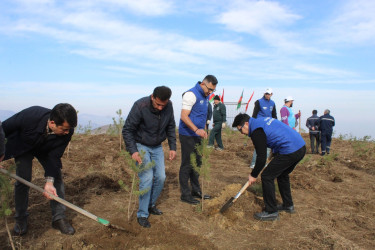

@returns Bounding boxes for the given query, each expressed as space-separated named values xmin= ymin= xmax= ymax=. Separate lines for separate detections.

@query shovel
xmin=0 ymin=168 xmax=127 ymax=231
xmin=220 ymin=181 xmax=250 ymax=213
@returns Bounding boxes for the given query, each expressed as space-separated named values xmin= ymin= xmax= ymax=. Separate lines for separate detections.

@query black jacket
xmin=206 ymin=102 xmax=212 ymax=121
xmin=0 ymin=121 xmax=5 ymax=157
xmin=306 ymin=114 xmax=320 ymax=134
xmin=318 ymin=114 xmax=335 ymax=134
xmin=122 ymin=96 xmax=176 ymax=155
xmin=3 ymin=106 xmax=74 ymax=178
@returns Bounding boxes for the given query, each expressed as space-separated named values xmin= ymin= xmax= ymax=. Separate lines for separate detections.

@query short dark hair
xmin=203 ymin=75 xmax=218 ymax=86
xmin=312 ymin=110 xmax=317 ymax=114
xmin=50 ymin=103 xmax=77 ymax=127
xmin=214 ymin=95 xmax=221 ymax=101
xmin=232 ymin=113 xmax=250 ymax=128
xmin=153 ymin=86 xmax=172 ymax=101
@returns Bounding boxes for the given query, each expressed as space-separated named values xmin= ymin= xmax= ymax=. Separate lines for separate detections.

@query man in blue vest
xmin=318 ymin=109 xmax=335 ymax=156
xmin=249 ymin=88 xmax=277 ymax=168
xmin=280 ymin=96 xmax=301 ymax=130
xmin=179 ymin=75 xmax=218 ymax=204
xmin=232 ymin=113 xmax=306 ymax=221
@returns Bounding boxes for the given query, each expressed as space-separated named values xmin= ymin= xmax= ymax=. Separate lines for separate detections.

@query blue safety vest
xmin=179 ymin=82 xmax=208 ymax=136
xmin=249 ymin=117 xmax=305 ymax=154
xmin=257 ymin=96 xmax=275 ymax=118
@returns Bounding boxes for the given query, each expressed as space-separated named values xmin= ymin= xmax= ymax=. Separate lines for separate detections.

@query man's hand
xmin=248 ymin=175 xmax=257 ymax=185
xmin=206 ymin=120 xmax=210 ymax=124
xmin=169 ymin=150 xmax=176 ymax=161
xmin=195 ymin=129 xmax=207 ymax=139
xmin=132 ymin=152 xmax=143 ymax=164
xmin=222 ymin=122 xmax=226 ymax=129
xmin=43 ymin=182 xmax=58 ymax=200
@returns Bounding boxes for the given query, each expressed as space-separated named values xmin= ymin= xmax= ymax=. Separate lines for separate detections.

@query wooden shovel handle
xmin=233 ymin=181 xmax=250 ymax=200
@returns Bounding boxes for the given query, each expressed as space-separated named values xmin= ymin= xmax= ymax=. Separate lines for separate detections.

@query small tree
xmin=191 ymin=138 xmax=213 ymax=212
xmin=120 ymin=150 xmax=155 ymax=220
xmin=0 ymin=166 xmax=16 ymax=250
xmin=108 ymin=109 xmax=125 ymax=151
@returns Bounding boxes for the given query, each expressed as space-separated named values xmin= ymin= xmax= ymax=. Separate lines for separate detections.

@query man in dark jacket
xmin=2 ymin=104 xmax=77 ymax=235
xmin=0 ymin=120 xmax=5 ymax=162
xmin=306 ymin=110 xmax=320 ymax=154
xmin=179 ymin=75 xmax=218 ymax=205
xmin=122 ymin=86 xmax=176 ymax=228
xmin=233 ymin=114 xmax=305 ymax=221
xmin=208 ymin=95 xmax=226 ymax=150
xmin=318 ymin=109 xmax=335 ymax=156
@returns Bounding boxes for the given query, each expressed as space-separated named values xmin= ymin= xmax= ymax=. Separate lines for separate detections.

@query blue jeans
xmin=250 ymin=148 xmax=271 ymax=167
xmin=136 ymin=143 xmax=166 ymax=218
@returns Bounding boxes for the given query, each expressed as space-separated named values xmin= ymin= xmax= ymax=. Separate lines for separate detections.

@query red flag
xmin=208 ymin=93 xmax=215 ymax=103
xmin=220 ymin=89 xmax=224 ymax=103
xmin=236 ymin=90 xmax=244 ymax=110
xmin=245 ymin=91 xmax=255 ymax=112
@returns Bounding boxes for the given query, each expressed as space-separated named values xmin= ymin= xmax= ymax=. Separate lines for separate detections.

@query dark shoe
xmin=191 ymin=191 xmax=212 ymax=200
xmin=52 ymin=219 xmax=75 ymax=235
xmin=277 ymin=204 xmax=295 ymax=214
xmin=253 ymin=211 xmax=279 ymax=221
xmin=321 ymin=152 xmax=325 ymax=156
xmin=137 ymin=217 xmax=151 ymax=228
xmin=180 ymin=195 xmax=200 ymax=204
xmin=149 ymin=205 xmax=163 ymax=215
xmin=14 ymin=219 xmax=27 ymax=235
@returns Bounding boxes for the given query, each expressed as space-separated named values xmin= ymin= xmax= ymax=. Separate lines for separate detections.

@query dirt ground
xmin=1 ymin=131 xmax=374 ymax=249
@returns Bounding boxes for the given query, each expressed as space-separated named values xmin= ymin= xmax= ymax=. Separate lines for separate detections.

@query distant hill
xmin=0 ymin=110 xmax=16 ymax=121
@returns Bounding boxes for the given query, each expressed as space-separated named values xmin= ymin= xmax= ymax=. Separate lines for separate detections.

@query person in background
xmin=207 ymin=95 xmax=226 ymax=151
xmin=178 ymin=75 xmax=218 ymax=205
xmin=249 ymin=88 xmax=277 ymax=168
xmin=280 ymin=96 xmax=301 ymax=130
xmin=232 ymin=114 xmax=305 ymax=221
xmin=205 ymin=102 xmax=212 ymax=131
xmin=318 ymin=109 xmax=335 ymax=156
xmin=2 ymin=104 xmax=77 ymax=235
xmin=122 ymin=86 xmax=176 ymax=228
xmin=306 ymin=110 xmax=320 ymax=154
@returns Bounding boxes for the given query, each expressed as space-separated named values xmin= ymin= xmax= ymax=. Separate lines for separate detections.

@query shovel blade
xmin=220 ymin=197 xmax=234 ymax=213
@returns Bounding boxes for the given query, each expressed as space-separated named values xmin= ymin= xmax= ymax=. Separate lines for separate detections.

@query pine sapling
xmin=120 ymin=150 xmax=155 ymax=220
xmin=191 ymin=138 xmax=213 ymax=212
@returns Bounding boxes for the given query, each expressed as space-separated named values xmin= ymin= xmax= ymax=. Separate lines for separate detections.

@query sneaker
xmin=137 ymin=217 xmax=151 ymax=228
xmin=216 ymin=147 xmax=224 ymax=151
xmin=250 ymin=165 xmax=255 ymax=169
xmin=253 ymin=211 xmax=279 ymax=221
xmin=277 ymin=204 xmax=295 ymax=214
xmin=206 ymin=145 xmax=213 ymax=148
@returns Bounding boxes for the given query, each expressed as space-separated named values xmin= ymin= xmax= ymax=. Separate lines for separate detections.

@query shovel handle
xmin=233 ymin=181 xmax=250 ymax=200
xmin=0 ymin=168 xmax=109 ymax=225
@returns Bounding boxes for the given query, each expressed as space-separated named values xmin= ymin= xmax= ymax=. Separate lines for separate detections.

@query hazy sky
xmin=1 ymin=0 xmax=374 ymax=138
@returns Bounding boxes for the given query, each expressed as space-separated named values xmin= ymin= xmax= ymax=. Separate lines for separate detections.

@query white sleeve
xmin=182 ymin=91 xmax=197 ymax=111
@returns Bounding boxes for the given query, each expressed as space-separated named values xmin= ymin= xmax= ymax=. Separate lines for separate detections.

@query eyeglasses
xmin=204 ymin=83 xmax=216 ymax=93
xmin=237 ymin=124 xmax=245 ymax=132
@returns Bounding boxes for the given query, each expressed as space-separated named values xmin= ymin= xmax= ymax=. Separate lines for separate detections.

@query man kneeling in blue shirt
xmin=232 ymin=114 xmax=306 ymax=221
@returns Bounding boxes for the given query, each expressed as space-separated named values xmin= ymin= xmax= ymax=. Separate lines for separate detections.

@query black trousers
xmin=14 ymin=152 xmax=66 ymax=222
xmin=261 ymin=146 xmax=306 ymax=213
xmin=309 ymin=132 xmax=320 ymax=153
xmin=179 ymin=135 xmax=202 ymax=198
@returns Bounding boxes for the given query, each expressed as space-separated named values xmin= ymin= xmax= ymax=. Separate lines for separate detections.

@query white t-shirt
xmin=182 ymin=91 xmax=197 ymax=111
